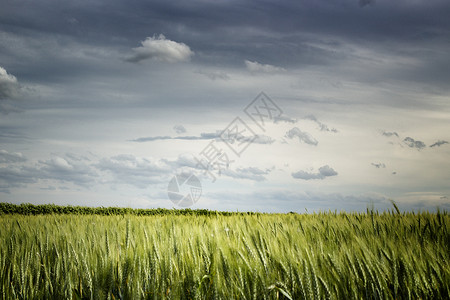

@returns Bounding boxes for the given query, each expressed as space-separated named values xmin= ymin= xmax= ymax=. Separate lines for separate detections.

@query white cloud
xmin=245 ymin=60 xmax=285 ymax=74
xmin=126 ymin=34 xmax=194 ymax=63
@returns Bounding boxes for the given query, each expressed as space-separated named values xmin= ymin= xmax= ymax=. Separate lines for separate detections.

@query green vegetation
xmin=0 ymin=202 xmax=253 ymax=216
xmin=0 ymin=204 xmax=448 ymax=299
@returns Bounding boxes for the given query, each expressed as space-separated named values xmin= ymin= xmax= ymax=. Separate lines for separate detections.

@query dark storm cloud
xmin=2 ymin=0 xmax=450 ymax=86
xmin=292 ymin=165 xmax=338 ymax=180
xmin=430 ymin=140 xmax=448 ymax=148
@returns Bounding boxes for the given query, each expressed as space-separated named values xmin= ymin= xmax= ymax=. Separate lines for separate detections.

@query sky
xmin=1 ymin=0 xmax=449 ymax=212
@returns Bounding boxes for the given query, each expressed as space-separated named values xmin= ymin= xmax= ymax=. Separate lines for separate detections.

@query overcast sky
xmin=1 ymin=0 xmax=449 ymax=212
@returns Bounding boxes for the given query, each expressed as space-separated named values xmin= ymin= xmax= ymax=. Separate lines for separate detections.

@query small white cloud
xmin=245 ymin=60 xmax=285 ymax=74
xmin=126 ymin=34 xmax=194 ymax=63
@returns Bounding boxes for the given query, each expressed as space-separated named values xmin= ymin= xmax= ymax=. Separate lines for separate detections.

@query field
xmin=0 ymin=204 xmax=448 ymax=299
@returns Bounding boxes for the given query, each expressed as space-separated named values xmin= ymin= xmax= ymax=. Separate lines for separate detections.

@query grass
xmin=0 ymin=208 xmax=448 ymax=299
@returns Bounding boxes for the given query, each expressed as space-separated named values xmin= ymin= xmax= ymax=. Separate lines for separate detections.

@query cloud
xmin=131 ymin=133 xmax=216 ymax=142
xmin=285 ymin=127 xmax=318 ymax=146
xmin=430 ymin=140 xmax=448 ymax=148
xmin=359 ymin=0 xmax=376 ymax=7
xmin=403 ymin=137 xmax=426 ymax=149
xmin=318 ymin=165 xmax=338 ymax=177
xmin=131 ymin=132 xmax=275 ymax=144
xmin=195 ymin=70 xmax=230 ymax=80
xmin=0 ymin=67 xmax=19 ymax=100
xmin=274 ymin=115 xmax=297 ymax=124
xmin=245 ymin=60 xmax=285 ymax=74
xmin=303 ymin=115 xmax=338 ymax=132
xmin=382 ymin=131 xmax=399 ymax=138
xmin=0 ymin=67 xmax=21 ymax=114
xmin=173 ymin=125 xmax=186 ymax=134
xmin=292 ymin=165 xmax=338 ymax=180
xmin=0 ymin=150 xmax=27 ymax=163
xmin=96 ymin=154 xmax=171 ymax=188
xmin=162 ymin=153 xmax=200 ymax=170
xmin=0 ymin=166 xmax=37 ymax=193
xmin=222 ymin=167 xmax=271 ymax=182
xmin=232 ymin=133 xmax=274 ymax=145
xmin=371 ymin=162 xmax=386 ymax=168
xmin=0 ymin=153 xmax=97 ymax=193
xmin=39 ymin=156 xmax=98 ymax=187
xmin=126 ymin=34 xmax=194 ymax=63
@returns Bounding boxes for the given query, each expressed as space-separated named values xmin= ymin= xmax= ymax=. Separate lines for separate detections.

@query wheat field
xmin=0 ymin=207 xmax=448 ymax=299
